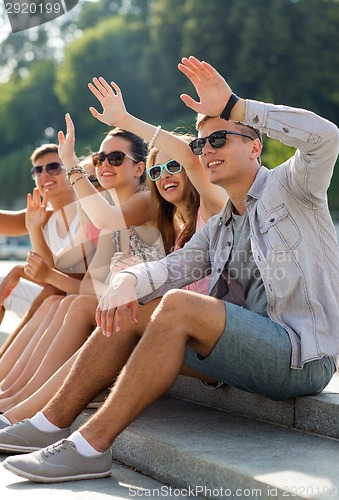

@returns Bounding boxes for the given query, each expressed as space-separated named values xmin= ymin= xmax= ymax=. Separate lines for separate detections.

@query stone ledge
xmin=166 ymin=373 xmax=339 ymax=439
xmin=74 ymin=397 xmax=339 ymax=500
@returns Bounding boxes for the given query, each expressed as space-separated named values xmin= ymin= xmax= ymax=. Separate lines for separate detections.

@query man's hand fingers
xmin=180 ymin=93 xmax=200 ymax=112
xmin=129 ymin=301 xmax=139 ymax=326
xmin=104 ymin=309 xmax=116 ymax=337
xmin=89 ymin=106 xmax=101 ymax=119
xmin=114 ymin=305 xmax=127 ymax=333
xmin=178 ymin=62 xmax=200 ymax=85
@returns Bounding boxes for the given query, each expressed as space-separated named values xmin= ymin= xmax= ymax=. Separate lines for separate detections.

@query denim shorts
xmin=184 ymin=302 xmax=336 ymax=401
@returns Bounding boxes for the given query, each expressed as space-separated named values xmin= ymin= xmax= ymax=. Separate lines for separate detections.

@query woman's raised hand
xmin=88 ymin=78 xmax=128 ymax=127
xmin=58 ymin=113 xmax=78 ymax=170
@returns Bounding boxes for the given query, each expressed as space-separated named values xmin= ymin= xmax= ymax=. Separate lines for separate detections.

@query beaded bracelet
xmin=66 ymin=167 xmax=86 ymax=180
xmin=71 ymin=174 xmax=87 ymax=186
xmin=148 ymin=125 xmax=161 ymax=150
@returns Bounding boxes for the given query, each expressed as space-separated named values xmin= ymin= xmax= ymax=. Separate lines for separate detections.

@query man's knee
xmin=154 ymin=289 xmax=191 ymax=325
xmin=159 ymin=289 xmax=187 ymax=311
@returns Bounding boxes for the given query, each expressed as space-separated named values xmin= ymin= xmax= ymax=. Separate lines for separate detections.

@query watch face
xmin=5 ymin=0 xmax=79 ymax=33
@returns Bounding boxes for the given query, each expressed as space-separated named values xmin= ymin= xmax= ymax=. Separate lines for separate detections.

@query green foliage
xmin=261 ymin=138 xmax=296 ymax=170
xmin=328 ymin=159 xmax=339 ymax=212
xmin=55 ymin=15 xmax=154 ymax=148
xmin=77 ymin=0 xmax=124 ymax=30
xmin=139 ymin=0 xmax=190 ymax=119
xmin=0 ymin=148 xmax=34 ymax=209
xmin=0 ymin=60 xmax=64 ymax=155
xmin=0 ymin=0 xmax=338 ymax=212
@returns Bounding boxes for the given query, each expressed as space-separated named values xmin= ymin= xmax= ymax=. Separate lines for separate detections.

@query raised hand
xmin=178 ymin=56 xmax=232 ymax=117
xmin=58 ymin=113 xmax=78 ymax=170
xmin=25 ymin=187 xmax=49 ymax=232
xmin=88 ymin=78 xmax=128 ymax=127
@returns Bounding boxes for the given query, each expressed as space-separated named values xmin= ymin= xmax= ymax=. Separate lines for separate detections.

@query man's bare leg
xmin=75 ymin=290 xmax=226 ymax=451
xmin=43 ymin=298 xmax=162 ymax=428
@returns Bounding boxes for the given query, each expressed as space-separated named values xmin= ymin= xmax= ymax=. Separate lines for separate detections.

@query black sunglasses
xmin=31 ymin=162 xmax=63 ymax=180
xmin=88 ymin=175 xmax=100 ymax=187
xmin=92 ymin=150 xmax=137 ymax=168
xmin=189 ymin=129 xmax=255 ymax=156
xmin=146 ymin=160 xmax=183 ymax=181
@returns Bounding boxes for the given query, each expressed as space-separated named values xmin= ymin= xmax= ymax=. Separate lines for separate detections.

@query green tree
xmin=0 ymin=60 xmax=63 ymax=154
xmin=77 ymin=0 xmax=125 ymax=30
xmin=77 ymin=0 xmax=152 ymax=30
xmin=55 ymin=15 xmax=155 ymax=149
xmin=139 ymin=0 xmax=191 ymax=119
xmin=0 ymin=148 xmax=34 ymax=209
xmin=287 ymin=0 xmax=339 ymax=121
xmin=0 ymin=27 xmax=56 ymax=77
xmin=0 ymin=0 xmax=338 ymax=211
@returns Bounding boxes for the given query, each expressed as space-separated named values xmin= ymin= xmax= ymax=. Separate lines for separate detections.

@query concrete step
xmin=166 ymin=373 xmax=339 ymax=440
xmin=0 ymin=452 xmax=203 ymax=499
xmin=75 ymin=397 xmax=339 ymax=500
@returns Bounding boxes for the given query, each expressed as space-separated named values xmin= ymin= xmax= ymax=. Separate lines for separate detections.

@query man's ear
xmin=250 ymin=138 xmax=263 ymax=162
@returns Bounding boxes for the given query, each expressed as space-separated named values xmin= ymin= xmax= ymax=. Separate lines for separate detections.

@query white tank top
xmin=42 ymin=203 xmax=96 ymax=274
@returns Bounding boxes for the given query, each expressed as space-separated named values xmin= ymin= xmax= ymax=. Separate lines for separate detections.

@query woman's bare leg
xmin=3 ymin=353 xmax=79 ymax=423
xmin=0 ymin=295 xmax=63 ymax=385
xmin=0 ymin=296 xmax=70 ymax=397
xmin=0 ymin=296 xmax=98 ymax=411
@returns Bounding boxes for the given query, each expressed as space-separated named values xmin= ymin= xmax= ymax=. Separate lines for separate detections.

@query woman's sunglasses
xmin=92 ymin=150 xmax=137 ymax=168
xmin=146 ymin=160 xmax=183 ymax=182
xmin=31 ymin=162 xmax=63 ymax=180
xmin=189 ymin=129 xmax=255 ymax=155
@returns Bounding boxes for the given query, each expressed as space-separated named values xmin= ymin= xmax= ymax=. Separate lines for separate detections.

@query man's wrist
xmin=220 ymin=94 xmax=239 ymax=120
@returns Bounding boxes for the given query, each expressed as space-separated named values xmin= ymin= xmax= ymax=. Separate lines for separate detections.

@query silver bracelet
xmin=66 ymin=167 xmax=86 ymax=180
xmin=148 ymin=125 xmax=161 ymax=150
xmin=71 ymin=174 xmax=87 ymax=186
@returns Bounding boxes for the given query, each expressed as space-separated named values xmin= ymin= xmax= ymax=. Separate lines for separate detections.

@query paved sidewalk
xmin=0 ymin=453 xmax=198 ymax=499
